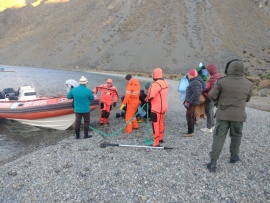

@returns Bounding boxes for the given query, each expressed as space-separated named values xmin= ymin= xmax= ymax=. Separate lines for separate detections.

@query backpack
xmin=178 ymin=75 xmax=189 ymax=101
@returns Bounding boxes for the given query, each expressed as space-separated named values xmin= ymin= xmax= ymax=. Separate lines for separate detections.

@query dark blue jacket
xmin=185 ymin=76 xmax=204 ymax=106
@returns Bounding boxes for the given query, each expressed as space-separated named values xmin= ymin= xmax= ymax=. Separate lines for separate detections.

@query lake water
xmin=0 ymin=65 xmax=129 ymax=166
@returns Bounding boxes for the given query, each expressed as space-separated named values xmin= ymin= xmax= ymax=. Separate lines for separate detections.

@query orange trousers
xmin=125 ymin=103 xmax=139 ymax=133
xmin=152 ymin=112 xmax=165 ymax=146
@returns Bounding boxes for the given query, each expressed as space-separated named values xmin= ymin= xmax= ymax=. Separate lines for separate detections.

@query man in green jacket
xmin=207 ymin=59 xmax=253 ymax=173
xmin=67 ymin=76 xmax=95 ymax=139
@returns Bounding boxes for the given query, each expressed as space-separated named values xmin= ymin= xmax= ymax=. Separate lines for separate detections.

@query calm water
xmin=0 ymin=65 xmax=128 ymax=166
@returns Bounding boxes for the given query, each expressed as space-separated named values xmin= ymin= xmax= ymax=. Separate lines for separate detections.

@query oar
xmin=99 ymin=142 xmax=174 ymax=150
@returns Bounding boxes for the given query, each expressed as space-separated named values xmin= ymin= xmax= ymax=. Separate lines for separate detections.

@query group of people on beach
xmin=66 ymin=60 xmax=253 ymax=173
xmin=179 ymin=60 xmax=253 ymax=172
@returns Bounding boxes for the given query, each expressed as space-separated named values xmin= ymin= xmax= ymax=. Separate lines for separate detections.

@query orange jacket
xmin=146 ymin=68 xmax=169 ymax=113
xmin=93 ymin=84 xmax=119 ymax=105
xmin=122 ymin=78 xmax=140 ymax=105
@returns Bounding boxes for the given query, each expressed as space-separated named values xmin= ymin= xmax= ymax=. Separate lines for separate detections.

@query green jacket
xmin=67 ymin=84 xmax=94 ymax=113
xmin=208 ymin=60 xmax=253 ymax=122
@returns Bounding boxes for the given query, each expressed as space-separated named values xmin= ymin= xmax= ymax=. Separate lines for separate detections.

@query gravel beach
xmin=0 ymin=78 xmax=269 ymax=203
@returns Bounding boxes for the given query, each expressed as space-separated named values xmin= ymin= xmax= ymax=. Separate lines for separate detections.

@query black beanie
xmin=125 ymin=74 xmax=132 ymax=81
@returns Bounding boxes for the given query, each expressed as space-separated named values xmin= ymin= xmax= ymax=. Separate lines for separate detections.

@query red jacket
xmin=93 ymin=84 xmax=118 ymax=105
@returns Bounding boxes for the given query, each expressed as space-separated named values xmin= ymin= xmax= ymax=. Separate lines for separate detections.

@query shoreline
xmin=0 ymin=77 xmax=269 ymax=202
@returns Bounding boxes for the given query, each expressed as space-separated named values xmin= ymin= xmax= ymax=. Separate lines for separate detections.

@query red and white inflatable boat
xmin=0 ymin=85 xmax=99 ymax=130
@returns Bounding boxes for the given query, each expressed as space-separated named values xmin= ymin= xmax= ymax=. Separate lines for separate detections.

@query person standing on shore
xmin=93 ymin=79 xmax=119 ymax=125
xmin=207 ymin=59 xmax=253 ymax=173
xmin=120 ymin=74 xmax=141 ymax=133
xmin=67 ymin=76 xmax=95 ymax=139
xmin=200 ymin=64 xmax=221 ymax=133
xmin=182 ymin=69 xmax=204 ymax=137
xmin=145 ymin=68 xmax=169 ymax=146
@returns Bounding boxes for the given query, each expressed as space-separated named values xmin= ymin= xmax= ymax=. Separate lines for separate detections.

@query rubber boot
xmin=230 ymin=154 xmax=240 ymax=163
xmin=207 ymin=159 xmax=216 ymax=173
xmin=84 ymin=130 xmax=92 ymax=139
xmin=75 ymin=130 xmax=80 ymax=139
xmin=105 ymin=112 xmax=110 ymax=124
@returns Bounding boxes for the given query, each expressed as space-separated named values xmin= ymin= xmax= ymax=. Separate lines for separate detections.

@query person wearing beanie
xmin=145 ymin=68 xmax=169 ymax=147
xmin=182 ymin=69 xmax=204 ymax=137
xmin=120 ymin=74 xmax=140 ymax=133
xmin=125 ymin=74 xmax=132 ymax=81
xmin=92 ymin=78 xmax=119 ymax=125
xmin=200 ymin=64 xmax=221 ymax=133
xmin=67 ymin=76 xmax=95 ymax=139
xmin=206 ymin=59 xmax=253 ymax=173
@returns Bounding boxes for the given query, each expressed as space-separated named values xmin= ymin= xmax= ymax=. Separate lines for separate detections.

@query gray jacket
xmin=208 ymin=60 xmax=253 ymax=122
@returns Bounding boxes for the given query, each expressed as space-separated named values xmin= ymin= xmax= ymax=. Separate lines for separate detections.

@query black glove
xmin=113 ymin=102 xmax=117 ymax=107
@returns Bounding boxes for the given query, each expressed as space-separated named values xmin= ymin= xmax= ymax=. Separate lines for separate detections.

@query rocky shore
xmin=0 ymin=78 xmax=269 ymax=202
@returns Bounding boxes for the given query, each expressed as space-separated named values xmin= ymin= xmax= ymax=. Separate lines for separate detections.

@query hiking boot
xmin=182 ymin=132 xmax=194 ymax=137
xmin=84 ymin=130 xmax=92 ymax=139
xmin=75 ymin=130 xmax=80 ymax=139
xmin=151 ymin=144 xmax=161 ymax=147
xmin=159 ymin=139 xmax=164 ymax=143
xmin=100 ymin=123 xmax=104 ymax=126
xmin=200 ymin=128 xmax=213 ymax=133
xmin=207 ymin=159 xmax=216 ymax=173
xmin=230 ymin=154 xmax=240 ymax=163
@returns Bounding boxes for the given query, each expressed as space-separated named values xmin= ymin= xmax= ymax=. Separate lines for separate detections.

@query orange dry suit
xmin=146 ymin=68 xmax=169 ymax=146
xmin=93 ymin=79 xmax=119 ymax=124
xmin=122 ymin=78 xmax=140 ymax=133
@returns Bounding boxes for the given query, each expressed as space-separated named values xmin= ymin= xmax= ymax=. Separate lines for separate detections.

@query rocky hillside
xmin=0 ymin=0 xmax=269 ymax=76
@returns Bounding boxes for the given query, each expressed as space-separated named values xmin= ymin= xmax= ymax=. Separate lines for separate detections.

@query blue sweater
xmin=67 ymin=85 xmax=94 ymax=113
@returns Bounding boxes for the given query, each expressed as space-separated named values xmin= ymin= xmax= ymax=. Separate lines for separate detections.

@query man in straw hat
xmin=67 ymin=76 xmax=95 ymax=139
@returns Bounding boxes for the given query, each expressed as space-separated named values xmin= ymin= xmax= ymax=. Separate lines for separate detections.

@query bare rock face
xmin=0 ymin=0 xmax=269 ymax=75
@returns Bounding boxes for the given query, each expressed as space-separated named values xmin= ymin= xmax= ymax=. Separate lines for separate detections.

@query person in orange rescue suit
xmin=120 ymin=74 xmax=140 ymax=133
xmin=93 ymin=79 xmax=119 ymax=125
xmin=145 ymin=68 xmax=169 ymax=147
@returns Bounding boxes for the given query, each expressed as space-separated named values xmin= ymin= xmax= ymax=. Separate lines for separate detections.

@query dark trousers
xmin=186 ymin=105 xmax=196 ymax=133
xmin=210 ymin=120 xmax=243 ymax=160
xmin=205 ymin=98 xmax=215 ymax=129
xmin=75 ymin=112 xmax=90 ymax=132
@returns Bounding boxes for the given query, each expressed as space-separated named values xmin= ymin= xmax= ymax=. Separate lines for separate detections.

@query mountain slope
xmin=0 ymin=0 xmax=269 ymax=75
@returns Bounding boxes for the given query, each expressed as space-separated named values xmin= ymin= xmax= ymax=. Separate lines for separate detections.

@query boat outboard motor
xmin=0 ymin=92 xmax=4 ymax=99
xmin=2 ymin=88 xmax=17 ymax=99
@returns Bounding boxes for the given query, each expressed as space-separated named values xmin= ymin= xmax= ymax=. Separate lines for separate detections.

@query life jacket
xmin=93 ymin=84 xmax=118 ymax=105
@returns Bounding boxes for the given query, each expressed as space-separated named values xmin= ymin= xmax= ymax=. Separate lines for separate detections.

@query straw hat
xmin=79 ymin=76 xmax=88 ymax=84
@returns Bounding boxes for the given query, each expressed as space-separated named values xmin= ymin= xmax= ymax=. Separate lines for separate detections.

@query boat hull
xmin=0 ymin=96 xmax=99 ymax=130
xmin=13 ymin=113 xmax=76 ymax=130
